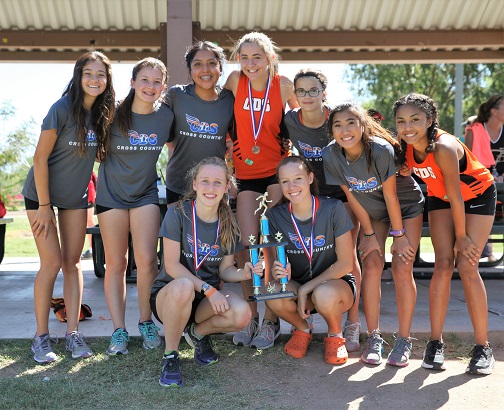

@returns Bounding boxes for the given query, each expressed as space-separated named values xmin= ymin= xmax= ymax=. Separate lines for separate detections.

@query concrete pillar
xmin=165 ymin=0 xmax=193 ymax=87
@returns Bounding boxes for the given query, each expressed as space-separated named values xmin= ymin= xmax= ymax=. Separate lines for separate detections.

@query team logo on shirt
xmin=288 ymin=232 xmax=326 ymax=249
xmin=185 ymin=114 xmax=218 ymax=134
xmin=128 ymin=130 xmax=158 ymax=145
xmin=412 ymin=166 xmax=437 ymax=179
xmin=345 ymin=176 xmax=379 ymax=191
xmin=86 ymin=129 xmax=97 ymax=142
xmin=242 ymin=97 xmax=271 ymax=112
xmin=298 ymin=141 xmax=323 ymax=159
xmin=187 ymin=234 xmax=220 ymax=257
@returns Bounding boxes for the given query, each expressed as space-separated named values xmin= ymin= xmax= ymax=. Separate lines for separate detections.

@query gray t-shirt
xmin=284 ymin=108 xmax=343 ymax=198
xmin=153 ymin=200 xmax=243 ymax=290
xmin=22 ymin=95 xmax=98 ymax=209
xmin=165 ymin=84 xmax=234 ymax=194
xmin=96 ymin=103 xmax=174 ymax=208
xmin=266 ymin=197 xmax=353 ymax=284
xmin=322 ymin=137 xmax=424 ymax=222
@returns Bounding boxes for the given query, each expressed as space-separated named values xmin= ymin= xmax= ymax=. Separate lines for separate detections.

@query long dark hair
xmin=62 ymin=51 xmax=115 ymax=157
xmin=177 ymin=157 xmax=240 ymax=254
xmin=327 ymin=102 xmax=402 ymax=169
xmin=293 ymin=68 xmax=328 ymax=103
xmin=113 ymin=57 xmax=168 ymax=147
xmin=393 ymin=93 xmax=439 ymax=159
xmin=476 ymin=94 xmax=503 ymax=123
xmin=275 ymin=156 xmax=319 ymax=205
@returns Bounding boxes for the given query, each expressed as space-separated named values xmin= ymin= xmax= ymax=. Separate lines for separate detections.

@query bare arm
xmin=464 ymin=129 xmax=474 ymax=151
xmin=223 ymin=70 xmax=240 ymax=96
xmin=218 ymin=255 xmax=258 ymax=282
xmin=31 ymin=129 xmax=58 ymax=239
xmin=280 ymin=75 xmax=299 ymax=110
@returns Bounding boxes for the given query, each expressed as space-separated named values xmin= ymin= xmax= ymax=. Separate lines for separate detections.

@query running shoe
xmin=184 ymin=323 xmax=218 ymax=366
xmin=107 ymin=328 xmax=130 ymax=355
xmin=138 ymin=320 xmax=163 ymax=350
xmin=386 ymin=336 xmax=413 ymax=367
xmin=159 ymin=351 xmax=184 ymax=387
xmin=343 ymin=320 xmax=361 ymax=352
xmin=250 ymin=319 xmax=281 ymax=350
xmin=421 ymin=340 xmax=446 ymax=370
xmin=32 ymin=333 xmax=58 ymax=364
xmin=232 ymin=316 xmax=259 ymax=347
xmin=466 ymin=344 xmax=495 ymax=375
xmin=65 ymin=331 xmax=93 ymax=359
xmin=361 ymin=330 xmax=386 ymax=365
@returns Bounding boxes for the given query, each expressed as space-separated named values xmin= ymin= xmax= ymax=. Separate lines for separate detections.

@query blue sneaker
xmin=107 ymin=328 xmax=130 ymax=355
xmin=184 ymin=323 xmax=218 ymax=366
xmin=138 ymin=320 xmax=163 ymax=350
xmin=159 ymin=351 xmax=184 ymax=387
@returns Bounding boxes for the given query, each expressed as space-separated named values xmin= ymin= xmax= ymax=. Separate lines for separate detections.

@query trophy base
xmin=248 ymin=291 xmax=296 ymax=302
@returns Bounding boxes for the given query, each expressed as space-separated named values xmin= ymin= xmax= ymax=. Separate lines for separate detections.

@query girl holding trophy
xmin=264 ymin=156 xmax=356 ymax=365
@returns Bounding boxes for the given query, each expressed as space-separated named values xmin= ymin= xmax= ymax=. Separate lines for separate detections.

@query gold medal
xmin=245 ymin=158 xmax=254 ymax=166
xmin=252 ymin=145 xmax=260 ymax=154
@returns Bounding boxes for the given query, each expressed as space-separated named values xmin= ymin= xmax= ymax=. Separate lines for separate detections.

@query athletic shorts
xmin=150 ymin=285 xmax=205 ymax=326
xmin=427 ymin=184 xmax=496 ymax=216
xmin=24 ymin=197 xmax=87 ymax=211
xmin=96 ymin=203 xmax=160 ymax=215
xmin=165 ymin=188 xmax=184 ymax=205
xmin=236 ymin=174 xmax=278 ymax=194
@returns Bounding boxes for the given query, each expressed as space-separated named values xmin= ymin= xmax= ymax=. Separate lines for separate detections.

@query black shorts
xmin=150 ymin=285 xmax=205 ymax=326
xmin=427 ymin=184 xmax=496 ymax=216
xmin=165 ymin=188 xmax=183 ymax=205
xmin=24 ymin=197 xmax=87 ymax=211
xmin=96 ymin=203 xmax=160 ymax=215
xmin=236 ymin=175 xmax=278 ymax=194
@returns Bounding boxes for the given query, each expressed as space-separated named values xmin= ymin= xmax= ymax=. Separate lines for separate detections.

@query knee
xmin=311 ymin=286 xmax=337 ymax=311
xmin=40 ymin=258 xmax=62 ymax=276
xmin=362 ymin=258 xmax=384 ymax=277
xmin=166 ymin=278 xmax=194 ymax=305
xmin=105 ymin=257 xmax=128 ymax=276
xmin=456 ymin=259 xmax=480 ymax=281
xmin=134 ymin=252 xmax=158 ymax=272
xmin=391 ymin=265 xmax=414 ymax=284
xmin=232 ymin=302 xmax=252 ymax=330
xmin=434 ymin=257 xmax=455 ymax=275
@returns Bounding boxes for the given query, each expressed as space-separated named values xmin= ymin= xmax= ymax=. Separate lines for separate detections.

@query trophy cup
xmin=247 ymin=193 xmax=296 ymax=302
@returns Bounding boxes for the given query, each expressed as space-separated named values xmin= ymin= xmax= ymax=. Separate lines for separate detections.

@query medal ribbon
xmin=288 ymin=196 xmax=319 ymax=268
xmin=248 ymin=75 xmax=271 ymax=147
xmin=191 ymin=200 xmax=220 ymax=273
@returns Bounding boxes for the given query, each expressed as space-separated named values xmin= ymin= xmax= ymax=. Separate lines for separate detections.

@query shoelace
xmin=69 ymin=332 xmax=85 ymax=347
xmin=112 ymin=330 xmax=129 ymax=345
xmin=141 ymin=322 xmax=160 ymax=340
xmin=254 ymin=322 xmax=277 ymax=341
xmin=163 ymin=356 xmax=181 ymax=373
xmin=197 ymin=336 xmax=215 ymax=355
xmin=428 ymin=341 xmax=444 ymax=356
xmin=343 ymin=322 xmax=359 ymax=339
xmin=469 ymin=345 xmax=489 ymax=360
xmin=36 ymin=334 xmax=58 ymax=350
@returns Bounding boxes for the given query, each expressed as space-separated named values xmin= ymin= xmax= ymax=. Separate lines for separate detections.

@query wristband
xmin=205 ymin=287 xmax=216 ymax=298
xmin=390 ymin=228 xmax=405 ymax=237
xmin=363 ymin=232 xmax=376 ymax=238
xmin=39 ymin=203 xmax=51 ymax=207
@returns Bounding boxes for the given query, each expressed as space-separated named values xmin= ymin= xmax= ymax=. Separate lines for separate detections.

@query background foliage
xmin=345 ymin=63 xmax=504 ymax=136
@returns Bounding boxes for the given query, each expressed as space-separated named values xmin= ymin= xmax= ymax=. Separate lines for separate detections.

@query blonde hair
xmin=176 ymin=157 xmax=240 ymax=254
xmin=230 ymin=32 xmax=280 ymax=77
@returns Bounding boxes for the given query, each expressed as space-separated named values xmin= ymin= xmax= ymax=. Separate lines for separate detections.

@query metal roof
xmin=1 ymin=0 xmax=504 ymax=62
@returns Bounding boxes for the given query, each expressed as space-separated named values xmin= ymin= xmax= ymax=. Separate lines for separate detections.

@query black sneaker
xmin=159 ymin=351 xmax=184 ymax=387
xmin=184 ymin=323 xmax=218 ymax=366
xmin=422 ymin=340 xmax=446 ymax=370
xmin=466 ymin=344 xmax=495 ymax=375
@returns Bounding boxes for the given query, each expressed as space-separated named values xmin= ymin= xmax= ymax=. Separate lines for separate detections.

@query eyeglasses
xmin=295 ymin=88 xmax=323 ymax=97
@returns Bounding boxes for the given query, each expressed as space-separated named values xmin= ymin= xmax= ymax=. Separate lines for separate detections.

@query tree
xmin=345 ymin=63 xmax=504 ymax=135
xmin=0 ymin=102 xmax=36 ymax=207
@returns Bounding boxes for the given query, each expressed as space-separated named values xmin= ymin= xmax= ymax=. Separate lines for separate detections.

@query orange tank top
xmin=233 ymin=73 xmax=287 ymax=180
xmin=405 ymin=129 xmax=494 ymax=201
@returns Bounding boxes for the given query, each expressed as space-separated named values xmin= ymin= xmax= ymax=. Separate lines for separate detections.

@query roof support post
xmin=165 ymin=0 xmax=193 ymax=86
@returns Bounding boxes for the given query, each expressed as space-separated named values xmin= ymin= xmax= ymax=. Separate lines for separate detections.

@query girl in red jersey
xmin=224 ymin=32 xmax=298 ymax=349
xmin=394 ymin=93 xmax=496 ymax=375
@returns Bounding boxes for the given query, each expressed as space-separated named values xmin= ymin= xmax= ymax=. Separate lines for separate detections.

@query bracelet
xmin=205 ymin=287 xmax=217 ymax=298
xmin=363 ymin=232 xmax=376 ymax=238
xmin=390 ymin=228 xmax=405 ymax=237
xmin=392 ymin=232 xmax=406 ymax=238
xmin=39 ymin=203 xmax=51 ymax=207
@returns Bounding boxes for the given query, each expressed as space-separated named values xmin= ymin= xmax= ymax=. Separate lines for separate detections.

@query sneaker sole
xmin=421 ymin=361 xmax=446 ymax=370
xmin=194 ymin=357 xmax=219 ymax=366
xmin=360 ymin=356 xmax=382 ymax=365
xmin=159 ymin=379 xmax=184 ymax=387
xmin=69 ymin=350 xmax=93 ymax=359
xmin=107 ymin=349 xmax=128 ymax=356
xmin=143 ymin=341 xmax=163 ymax=350
xmin=345 ymin=343 xmax=361 ymax=353
xmin=465 ymin=356 xmax=495 ymax=375
xmin=386 ymin=360 xmax=409 ymax=367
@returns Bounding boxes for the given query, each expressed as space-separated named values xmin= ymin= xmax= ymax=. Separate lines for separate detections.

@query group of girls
xmin=23 ymin=31 xmax=496 ymax=388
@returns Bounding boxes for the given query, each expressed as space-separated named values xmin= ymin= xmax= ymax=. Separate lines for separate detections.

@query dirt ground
xmin=221 ymin=332 xmax=504 ymax=410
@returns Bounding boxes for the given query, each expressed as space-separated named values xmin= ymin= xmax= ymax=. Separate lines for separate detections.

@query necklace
xmin=345 ymin=149 xmax=363 ymax=165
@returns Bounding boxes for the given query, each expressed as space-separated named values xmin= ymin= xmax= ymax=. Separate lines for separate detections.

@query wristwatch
xmin=200 ymin=282 xmax=211 ymax=295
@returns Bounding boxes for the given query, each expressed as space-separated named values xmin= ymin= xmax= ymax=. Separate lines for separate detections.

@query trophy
xmin=247 ymin=193 xmax=296 ymax=302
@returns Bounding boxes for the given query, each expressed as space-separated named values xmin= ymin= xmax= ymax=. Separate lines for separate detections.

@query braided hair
xmin=393 ymin=93 xmax=439 ymax=162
